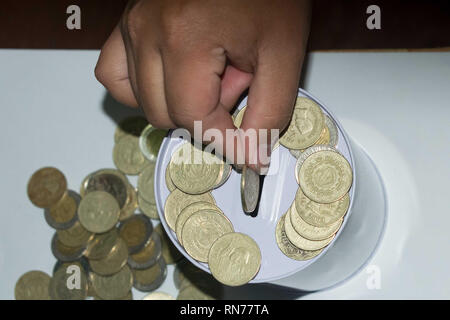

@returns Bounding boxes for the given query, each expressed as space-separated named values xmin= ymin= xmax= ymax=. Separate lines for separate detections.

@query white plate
xmin=155 ymin=88 xmax=356 ymax=283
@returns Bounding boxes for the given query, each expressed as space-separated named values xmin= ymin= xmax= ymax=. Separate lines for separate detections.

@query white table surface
xmin=0 ymin=49 xmax=449 ymax=300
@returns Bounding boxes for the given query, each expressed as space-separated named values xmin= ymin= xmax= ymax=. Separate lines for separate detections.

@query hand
xmin=95 ymin=0 xmax=311 ymax=172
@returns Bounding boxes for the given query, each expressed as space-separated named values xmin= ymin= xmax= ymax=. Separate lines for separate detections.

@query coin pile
xmin=15 ymin=117 xmax=185 ymax=300
xmin=274 ymin=97 xmax=352 ymax=260
xmin=164 ymin=142 xmax=262 ymax=286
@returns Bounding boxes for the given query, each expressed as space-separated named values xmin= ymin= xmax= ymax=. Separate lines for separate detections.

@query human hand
xmin=95 ymin=0 xmax=311 ymax=172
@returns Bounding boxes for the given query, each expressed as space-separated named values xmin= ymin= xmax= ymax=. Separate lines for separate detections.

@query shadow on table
xmin=101 ymin=92 xmax=145 ymax=125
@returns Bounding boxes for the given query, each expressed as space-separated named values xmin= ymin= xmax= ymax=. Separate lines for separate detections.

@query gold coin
xmin=290 ymin=199 xmax=343 ymax=241
xmin=164 ymin=188 xmax=215 ymax=230
xmin=154 ymin=223 xmax=183 ymax=264
xmin=208 ymin=232 xmax=261 ymax=286
xmin=44 ymin=190 xmax=79 ymax=230
xmin=275 ymin=214 xmax=324 ymax=261
xmin=138 ymin=195 xmax=159 ymax=220
xmin=90 ymin=265 xmax=133 ymax=300
xmin=114 ymin=116 xmax=148 ymax=143
xmin=57 ymin=220 xmax=93 ymax=248
xmin=284 ymin=207 xmax=334 ymax=251
xmin=78 ymin=191 xmax=120 ymax=233
xmin=169 ymin=142 xmax=224 ymax=195
xmin=27 ymin=167 xmax=67 ymax=208
xmin=165 ymin=165 xmax=176 ymax=192
xmin=132 ymin=258 xmax=167 ymax=292
xmin=128 ymin=233 xmax=162 ymax=269
xmin=53 ymin=259 xmax=89 ymax=276
xmin=49 ymin=267 xmax=88 ymax=300
xmin=299 ymin=150 xmax=353 ymax=203
xmin=143 ymin=292 xmax=175 ymax=300
xmin=175 ymin=202 xmax=223 ymax=245
xmin=232 ymin=106 xmax=247 ymax=128
xmin=113 ymin=135 xmax=148 ymax=175
xmin=137 ymin=162 xmax=156 ymax=203
xmin=177 ymin=285 xmax=216 ymax=300
xmin=295 ymin=187 xmax=350 ymax=227
xmin=84 ymin=228 xmax=118 ymax=260
xmin=139 ymin=124 xmax=167 ymax=162
xmin=15 ymin=271 xmax=51 ymax=300
xmin=279 ymin=97 xmax=325 ymax=150
xmin=118 ymin=214 xmax=153 ymax=254
xmin=120 ymin=185 xmax=138 ymax=221
xmin=181 ymin=210 xmax=234 ymax=262
xmin=51 ymin=233 xmax=86 ymax=262
xmin=89 ymin=238 xmax=129 ymax=276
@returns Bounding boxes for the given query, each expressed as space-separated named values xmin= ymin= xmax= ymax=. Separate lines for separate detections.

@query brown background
xmin=0 ymin=0 xmax=449 ymax=51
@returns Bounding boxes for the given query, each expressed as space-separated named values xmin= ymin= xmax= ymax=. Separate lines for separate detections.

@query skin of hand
xmin=95 ymin=0 xmax=311 ymax=172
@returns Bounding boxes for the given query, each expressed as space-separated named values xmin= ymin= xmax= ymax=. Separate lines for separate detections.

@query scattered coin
xmin=138 ymin=194 xmax=159 ymax=220
xmin=57 ymin=220 xmax=93 ymax=248
xmin=181 ymin=210 xmax=234 ymax=262
xmin=120 ymin=184 xmax=138 ymax=221
xmin=139 ymin=124 xmax=167 ymax=162
xmin=137 ymin=162 xmax=156 ymax=203
xmin=177 ymin=285 xmax=216 ymax=300
xmin=15 ymin=271 xmax=51 ymax=300
xmin=49 ymin=267 xmax=88 ymax=300
xmin=132 ymin=258 xmax=167 ymax=292
xmin=78 ymin=191 xmax=120 ymax=233
xmin=84 ymin=228 xmax=119 ymax=260
xmin=128 ymin=232 xmax=162 ymax=270
xmin=80 ymin=170 xmax=128 ymax=208
xmin=118 ymin=214 xmax=153 ymax=254
xmin=89 ymin=238 xmax=129 ymax=276
xmin=51 ymin=233 xmax=86 ymax=262
xmin=113 ymin=135 xmax=148 ymax=175
xmin=44 ymin=190 xmax=79 ymax=230
xmin=89 ymin=265 xmax=133 ymax=300
xmin=27 ymin=167 xmax=67 ymax=208
xmin=299 ymin=150 xmax=353 ymax=203
xmin=208 ymin=232 xmax=261 ymax=286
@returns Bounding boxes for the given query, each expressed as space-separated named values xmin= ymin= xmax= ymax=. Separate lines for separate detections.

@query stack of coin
xmin=161 ymin=141 xmax=262 ymax=286
xmin=273 ymin=97 xmax=352 ymax=260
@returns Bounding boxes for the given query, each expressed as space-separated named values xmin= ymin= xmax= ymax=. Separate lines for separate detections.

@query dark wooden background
xmin=0 ymin=0 xmax=449 ymax=50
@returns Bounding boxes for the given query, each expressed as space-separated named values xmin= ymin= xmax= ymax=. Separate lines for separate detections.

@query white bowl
xmin=154 ymin=88 xmax=356 ymax=283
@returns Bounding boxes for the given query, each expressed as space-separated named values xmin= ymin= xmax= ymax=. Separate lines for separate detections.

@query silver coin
xmin=51 ymin=233 xmax=85 ymax=262
xmin=294 ymin=145 xmax=340 ymax=184
xmin=241 ymin=166 xmax=260 ymax=213
xmin=118 ymin=214 xmax=154 ymax=254
xmin=132 ymin=258 xmax=167 ymax=292
xmin=289 ymin=149 xmax=303 ymax=159
xmin=325 ymin=115 xmax=339 ymax=147
xmin=127 ymin=232 xmax=162 ymax=270
xmin=44 ymin=190 xmax=80 ymax=230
